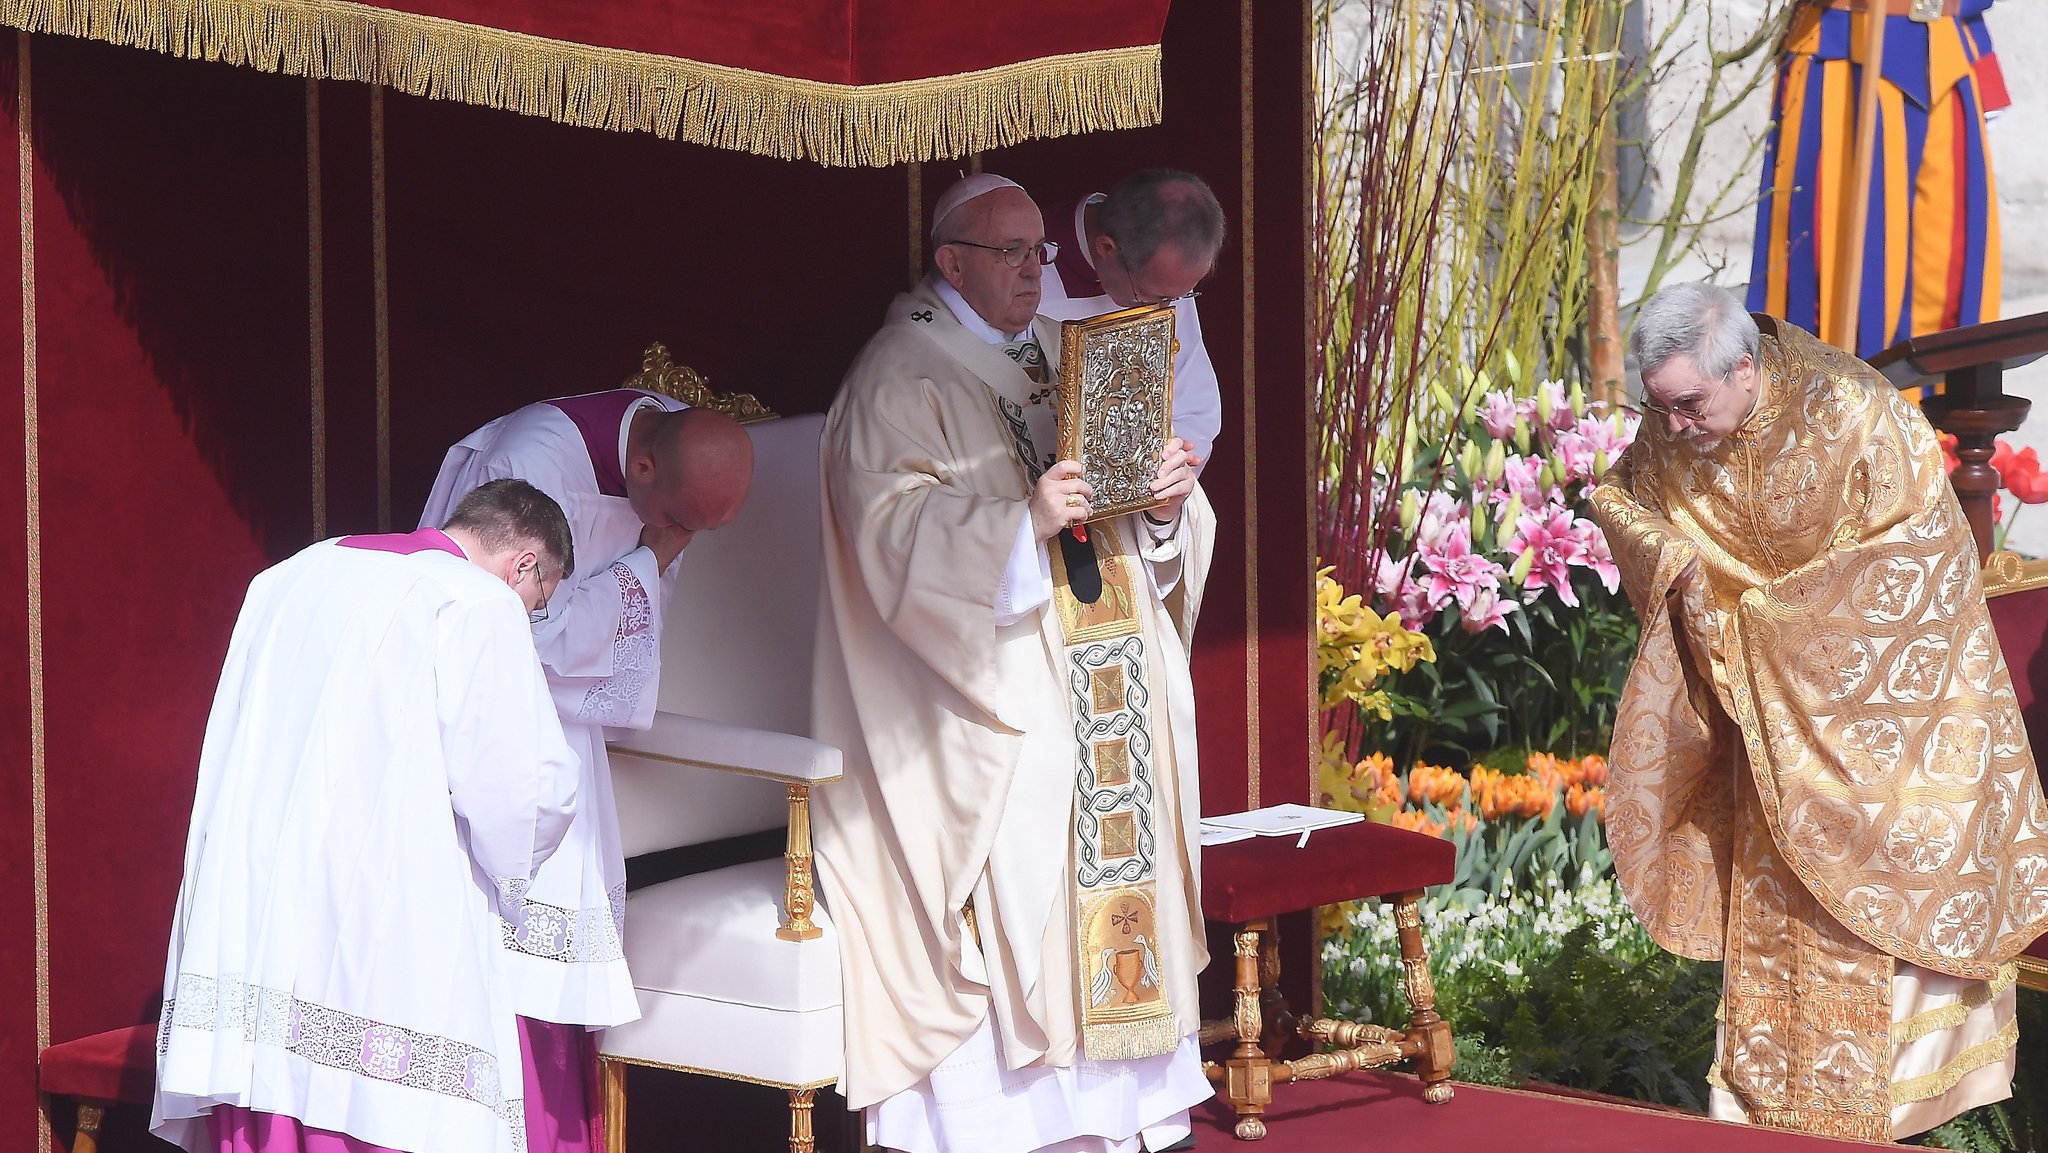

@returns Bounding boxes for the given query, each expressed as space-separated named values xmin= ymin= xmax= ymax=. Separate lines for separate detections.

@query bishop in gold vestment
xmin=1591 ymin=284 xmax=2048 ymax=1141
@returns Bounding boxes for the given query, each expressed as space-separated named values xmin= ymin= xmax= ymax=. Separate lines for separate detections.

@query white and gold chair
xmin=596 ymin=345 xmax=842 ymax=1153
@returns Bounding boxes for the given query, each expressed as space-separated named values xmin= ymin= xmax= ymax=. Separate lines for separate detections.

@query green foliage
xmin=1321 ymin=861 xmax=1718 ymax=1112
xmin=1435 ymin=803 xmax=1612 ymax=906
xmin=1454 ymin=923 xmax=1722 ymax=1110
xmin=1367 ymin=568 xmax=1638 ymax=769
xmin=1322 ymin=869 xmax=1660 ymax=1048
xmin=1450 ymin=1035 xmax=1518 ymax=1088
xmin=1922 ymin=1104 xmax=2026 ymax=1153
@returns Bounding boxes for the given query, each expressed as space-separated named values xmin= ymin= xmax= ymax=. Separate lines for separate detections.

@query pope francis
xmin=813 ymin=174 xmax=1216 ymax=1153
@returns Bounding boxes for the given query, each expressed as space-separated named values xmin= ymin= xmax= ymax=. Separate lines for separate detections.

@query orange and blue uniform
xmin=1747 ymin=0 xmax=2010 ymax=357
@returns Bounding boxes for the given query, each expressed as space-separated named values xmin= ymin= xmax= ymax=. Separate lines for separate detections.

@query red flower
xmin=1941 ymin=432 xmax=1960 ymax=475
xmin=1991 ymin=442 xmax=2048 ymax=504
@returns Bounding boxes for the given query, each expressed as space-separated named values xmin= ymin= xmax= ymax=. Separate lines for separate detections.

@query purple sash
xmin=546 ymin=390 xmax=656 ymax=498
xmin=338 ymin=527 xmax=463 ymax=557
xmin=1044 ymin=197 xmax=1104 ymax=300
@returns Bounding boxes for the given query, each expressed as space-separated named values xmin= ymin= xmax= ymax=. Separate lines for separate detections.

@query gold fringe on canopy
xmin=0 ymin=0 xmax=1163 ymax=166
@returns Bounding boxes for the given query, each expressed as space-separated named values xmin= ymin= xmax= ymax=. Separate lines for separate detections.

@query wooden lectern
xmin=1870 ymin=311 xmax=2048 ymax=561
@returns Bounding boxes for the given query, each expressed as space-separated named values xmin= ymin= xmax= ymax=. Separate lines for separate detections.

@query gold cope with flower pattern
xmin=1590 ymin=318 xmax=2048 ymax=1141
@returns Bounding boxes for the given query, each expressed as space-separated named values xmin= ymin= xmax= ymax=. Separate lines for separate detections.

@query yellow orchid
xmin=1315 ymin=565 xmax=1436 ymax=712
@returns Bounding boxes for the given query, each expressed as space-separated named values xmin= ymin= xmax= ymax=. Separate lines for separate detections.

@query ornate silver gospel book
xmin=1056 ymin=303 xmax=1177 ymax=522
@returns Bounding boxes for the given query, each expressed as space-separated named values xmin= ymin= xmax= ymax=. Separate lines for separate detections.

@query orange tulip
xmin=1391 ymin=809 xmax=1448 ymax=839
xmin=1526 ymin=752 xmax=1569 ymax=791
xmin=1575 ymin=753 xmax=1608 ymax=787
xmin=1408 ymin=762 xmax=1467 ymax=810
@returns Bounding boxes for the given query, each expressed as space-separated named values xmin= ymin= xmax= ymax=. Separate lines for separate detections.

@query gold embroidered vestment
xmin=1590 ymin=320 xmax=2048 ymax=1140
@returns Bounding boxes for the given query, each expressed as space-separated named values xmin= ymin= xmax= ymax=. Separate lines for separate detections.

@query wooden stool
xmin=1198 ymin=820 xmax=1457 ymax=1140
xmin=38 ymin=1023 xmax=158 ymax=1153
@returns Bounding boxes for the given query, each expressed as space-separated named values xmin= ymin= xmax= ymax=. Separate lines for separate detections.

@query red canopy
xmin=2 ymin=1 xmax=1173 ymax=165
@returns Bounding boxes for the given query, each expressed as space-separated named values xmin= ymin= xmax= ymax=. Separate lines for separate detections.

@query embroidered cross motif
xmin=1111 ymin=900 xmax=1140 ymax=935
xmin=1931 ymin=719 xmax=1989 ymax=775
xmin=1028 ymin=386 xmax=1055 ymax=406
xmin=1868 ymin=569 xmax=1919 ymax=617
xmin=911 ymin=309 xmax=934 ymax=323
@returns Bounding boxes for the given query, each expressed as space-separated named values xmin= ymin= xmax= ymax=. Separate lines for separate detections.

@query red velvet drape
xmin=395 ymin=1 xmax=1171 ymax=82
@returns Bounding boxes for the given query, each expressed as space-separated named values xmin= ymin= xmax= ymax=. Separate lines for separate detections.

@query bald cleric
xmin=420 ymin=388 xmax=754 ymax=1134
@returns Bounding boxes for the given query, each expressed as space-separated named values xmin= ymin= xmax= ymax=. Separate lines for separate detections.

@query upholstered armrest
xmin=609 ymin=710 xmax=839 ymax=943
xmin=610 ymin=710 xmax=843 ymax=785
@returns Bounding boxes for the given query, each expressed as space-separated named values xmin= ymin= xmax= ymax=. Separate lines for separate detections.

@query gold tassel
xmin=1891 ymin=1016 xmax=2020 ymax=1104
xmin=0 ymin=0 xmax=1162 ymax=166
xmin=1890 ymin=962 xmax=2018 ymax=1047
xmin=1082 ymin=1014 xmax=1184 ymax=1062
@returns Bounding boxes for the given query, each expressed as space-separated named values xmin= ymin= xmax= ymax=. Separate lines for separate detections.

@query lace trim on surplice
xmin=161 ymin=973 xmax=526 ymax=1151
xmin=576 ymin=560 xmax=655 ymax=725
xmin=498 ymin=882 xmax=628 ymax=964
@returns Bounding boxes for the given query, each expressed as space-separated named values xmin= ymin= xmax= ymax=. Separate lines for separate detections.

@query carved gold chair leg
xmin=788 ymin=1088 xmax=817 ymax=1153
xmin=1201 ymin=898 xmax=1455 ymax=1139
xmin=600 ymin=1056 xmax=629 ymax=1153
xmin=1391 ymin=889 xmax=1456 ymax=1103
xmin=1256 ymin=928 xmax=1296 ymax=1054
xmin=1199 ymin=921 xmax=1274 ymax=1140
xmin=1275 ymin=1033 xmax=1405 ymax=1084
xmin=1296 ymin=1017 xmax=1400 ymax=1049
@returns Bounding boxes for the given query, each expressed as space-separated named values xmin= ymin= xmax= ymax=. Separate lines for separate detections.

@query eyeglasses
xmin=945 ymin=238 xmax=1060 ymax=268
xmin=1117 ymin=249 xmax=1204 ymax=306
xmin=1639 ymin=377 xmax=1725 ymax=422
xmin=522 ymin=565 xmax=556 ymax=624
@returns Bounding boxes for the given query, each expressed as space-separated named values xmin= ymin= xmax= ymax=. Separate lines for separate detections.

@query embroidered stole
xmin=899 ymin=291 xmax=1180 ymax=1060
xmin=1714 ymin=734 xmax=1895 ymax=1141
xmin=1048 ymin=522 xmax=1180 ymax=1060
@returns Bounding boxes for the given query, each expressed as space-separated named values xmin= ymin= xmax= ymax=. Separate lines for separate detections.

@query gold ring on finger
xmin=1066 ymin=494 xmax=1082 ymax=508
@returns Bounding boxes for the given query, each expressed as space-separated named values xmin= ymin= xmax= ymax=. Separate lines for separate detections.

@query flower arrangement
xmin=1376 ymin=377 xmax=1634 ymax=634
xmin=1318 ymin=737 xmax=1609 ymax=844
xmin=1321 ymin=372 xmax=1642 ymax=766
xmin=1312 ymin=737 xmax=1716 ymax=1110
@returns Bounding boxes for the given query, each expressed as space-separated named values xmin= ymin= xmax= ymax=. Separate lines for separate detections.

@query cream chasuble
xmin=1591 ymin=318 xmax=2048 ymax=1141
xmin=814 ymin=278 xmax=1213 ymax=1114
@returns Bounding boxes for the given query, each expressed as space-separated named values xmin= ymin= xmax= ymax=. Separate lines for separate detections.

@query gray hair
xmin=1098 ymin=169 xmax=1226 ymax=271
xmin=1630 ymin=281 xmax=1760 ymax=381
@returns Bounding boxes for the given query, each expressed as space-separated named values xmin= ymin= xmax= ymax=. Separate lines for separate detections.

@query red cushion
xmin=39 ymin=1024 xmax=157 ymax=1103
xmin=1990 ymin=583 xmax=2047 ymax=968
xmin=1201 ymin=819 xmax=1456 ymax=923
xmin=1988 ymin=583 xmax=2047 ymax=739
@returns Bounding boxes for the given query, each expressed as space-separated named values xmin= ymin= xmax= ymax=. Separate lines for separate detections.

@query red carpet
xmin=1191 ymin=1072 xmax=1890 ymax=1151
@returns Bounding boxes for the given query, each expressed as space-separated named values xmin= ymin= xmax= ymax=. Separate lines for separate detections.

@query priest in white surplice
xmin=420 ymin=395 xmax=753 ymax=1031
xmin=814 ymin=174 xmax=1215 ymax=1153
xmin=1037 ymin=169 xmax=1226 ymax=464
xmin=154 ymin=479 xmax=580 ymax=1153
